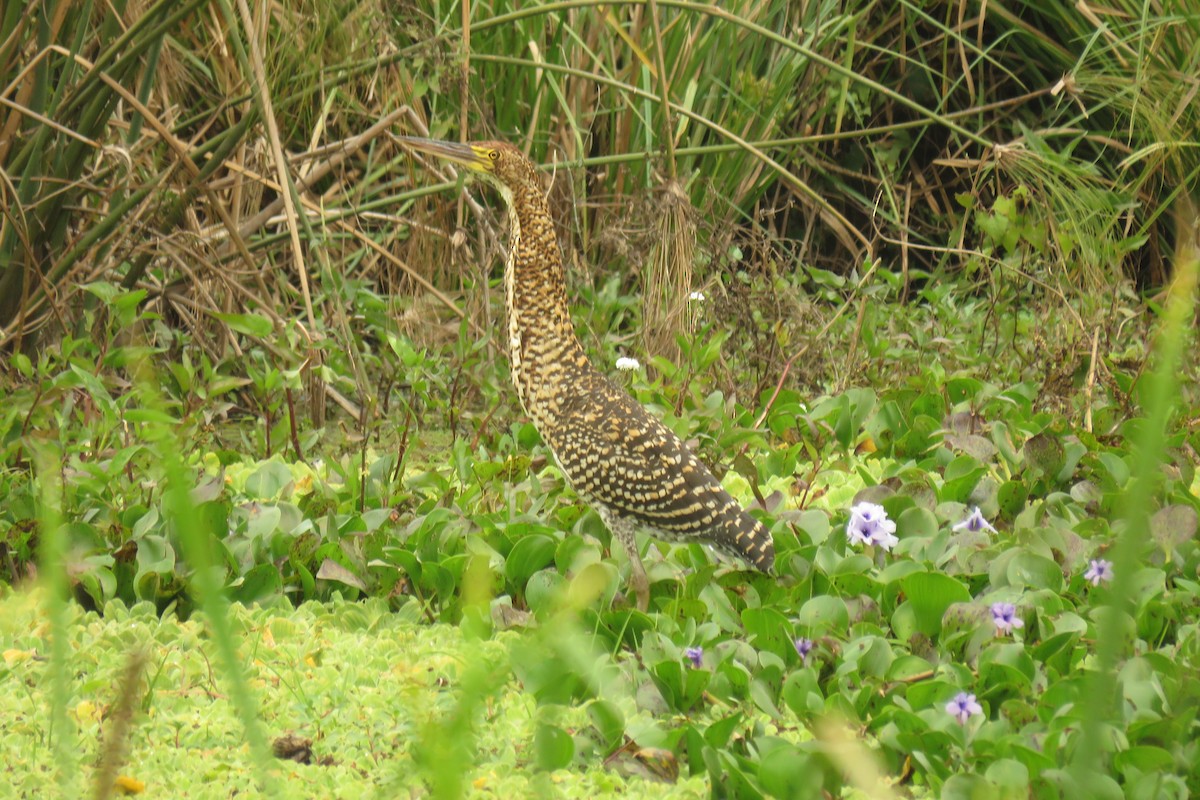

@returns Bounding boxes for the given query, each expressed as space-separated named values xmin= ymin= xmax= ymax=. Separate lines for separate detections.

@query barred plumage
xmin=400 ymin=136 xmax=774 ymax=610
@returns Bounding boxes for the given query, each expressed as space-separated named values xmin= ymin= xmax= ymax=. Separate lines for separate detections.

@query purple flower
xmin=794 ymin=637 xmax=814 ymax=663
xmin=945 ymin=692 xmax=982 ymax=725
xmin=1084 ymin=558 xmax=1113 ymax=586
xmin=989 ymin=602 xmax=1023 ymax=635
xmin=684 ymin=647 xmax=704 ymax=668
xmin=953 ymin=507 xmax=996 ymax=534
xmin=845 ymin=502 xmax=899 ymax=552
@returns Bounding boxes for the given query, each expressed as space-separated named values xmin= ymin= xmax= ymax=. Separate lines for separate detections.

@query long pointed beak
xmin=397 ymin=135 xmax=490 ymax=172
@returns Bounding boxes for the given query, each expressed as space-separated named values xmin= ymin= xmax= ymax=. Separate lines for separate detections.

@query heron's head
xmin=398 ymin=136 xmax=538 ymax=196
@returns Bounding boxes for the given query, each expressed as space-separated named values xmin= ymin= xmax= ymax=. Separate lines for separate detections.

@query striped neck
xmin=498 ymin=180 xmax=588 ymax=410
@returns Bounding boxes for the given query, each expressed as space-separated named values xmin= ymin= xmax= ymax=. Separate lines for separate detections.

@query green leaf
xmin=997 ymin=480 xmax=1028 ymax=518
xmin=781 ymin=669 xmax=823 ymax=717
xmin=899 ymin=572 xmax=971 ymax=637
xmin=742 ymin=607 xmax=794 ymax=661
xmin=504 ymin=534 xmax=558 ymax=589
xmin=756 ymin=742 xmax=821 ymax=799
xmin=586 ymin=700 xmax=624 ymax=748
xmin=233 ymin=563 xmax=284 ymax=603
xmin=796 ymin=595 xmax=849 ymax=633
xmin=1005 ymin=551 xmax=1063 ymax=591
xmin=212 ymin=311 xmax=274 ymax=337
xmin=244 ymin=461 xmax=295 ymax=499
xmin=533 ymin=722 xmax=574 ymax=771
xmin=316 ymin=558 xmax=366 ymax=592
xmin=940 ymin=455 xmax=986 ymax=503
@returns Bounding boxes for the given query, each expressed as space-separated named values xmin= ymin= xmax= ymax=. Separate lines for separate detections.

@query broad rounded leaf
xmin=1005 ymin=551 xmax=1063 ymax=591
xmin=504 ymin=534 xmax=558 ymax=588
xmin=533 ymin=722 xmax=574 ymax=771
xmin=997 ymin=480 xmax=1028 ymax=518
xmin=796 ymin=595 xmax=849 ymax=633
xmin=757 ymin=742 xmax=821 ymax=798
xmin=899 ymin=571 xmax=971 ymax=637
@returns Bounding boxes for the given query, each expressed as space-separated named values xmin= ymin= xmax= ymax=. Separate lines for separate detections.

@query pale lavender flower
xmin=794 ymin=637 xmax=814 ymax=663
xmin=990 ymin=602 xmax=1023 ymax=635
xmin=846 ymin=502 xmax=899 ymax=551
xmin=615 ymin=356 xmax=641 ymax=371
xmin=945 ymin=692 xmax=982 ymax=725
xmin=1084 ymin=558 xmax=1113 ymax=586
xmin=953 ymin=507 xmax=996 ymax=534
xmin=684 ymin=647 xmax=704 ymax=668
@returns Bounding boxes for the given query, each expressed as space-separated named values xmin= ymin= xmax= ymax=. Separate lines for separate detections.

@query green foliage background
xmin=1 ymin=0 xmax=1199 ymax=798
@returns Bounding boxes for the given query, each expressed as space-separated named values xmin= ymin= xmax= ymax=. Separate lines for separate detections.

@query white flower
xmin=688 ymin=291 xmax=706 ymax=302
xmin=1083 ymin=558 xmax=1113 ymax=586
xmin=990 ymin=602 xmax=1024 ymax=635
xmin=945 ymin=692 xmax=982 ymax=725
xmin=953 ymin=507 xmax=997 ymax=534
xmin=615 ymin=356 xmax=641 ymax=371
xmin=845 ymin=501 xmax=899 ymax=552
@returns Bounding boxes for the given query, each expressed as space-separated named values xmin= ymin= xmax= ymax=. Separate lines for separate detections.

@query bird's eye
xmin=488 ymin=150 xmax=500 ymax=161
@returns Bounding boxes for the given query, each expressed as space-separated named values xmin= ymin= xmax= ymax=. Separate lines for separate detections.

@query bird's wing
xmin=545 ymin=380 xmax=774 ymax=569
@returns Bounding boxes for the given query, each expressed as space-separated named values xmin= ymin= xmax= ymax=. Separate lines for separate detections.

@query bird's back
xmin=536 ymin=360 xmax=775 ymax=572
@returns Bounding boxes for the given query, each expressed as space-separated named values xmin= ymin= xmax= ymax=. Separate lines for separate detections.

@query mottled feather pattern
xmin=483 ymin=141 xmax=775 ymax=574
xmin=544 ymin=374 xmax=775 ymax=570
xmin=400 ymin=136 xmax=775 ymax=607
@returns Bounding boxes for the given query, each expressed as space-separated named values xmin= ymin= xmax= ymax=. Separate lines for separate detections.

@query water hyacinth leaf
xmin=233 ymin=563 xmax=283 ymax=604
xmin=134 ymin=534 xmax=174 ymax=580
xmin=886 ymin=654 xmax=934 ymax=682
xmin=699 ymin=583 xmax=743 ymax=632
xmin=388 ymin=549 xmax=422 ymax=583
xmin=524 ymin=570 xmax=565 ymax=615
xmin=1004 ymin=551 xmax=1063 ymax=591
xmin=997 ymin=480 xmax=1028 ymax=517
xmin=244 ymin=504 xmax=283 ymax=540
xmin=316 ymin=558 xmax=366 ymax=592
xmin=895 ymin=414 xmax=941 ymax=458
xmin=795 ymin=509 xmax=831 ymax=545
xmin=897 ymin=506 xmax=938 ymax=540
xmin=741 ymin=607 xmax=793 ymax=660
xmin=890 ymin=602 xmax=918 ymax=641
xmin=749 ymin=678 xmax=783 ymax=720
xmin=911 ymin=391 xmax=946 ymax=421
xmin=244 ymin=461 xmax=295 ymax=499
xmin=878 ymin=559 xmax=925 ymax=586
xmin=940 ymin=774 xmax=992 ymax=799
xmin=680 ymin=724 xmax=707 ymax=775
xmin=899 ymin=572 xmax=972 ymax=637
xmin=978 ymin=643 xmax=1036 ymax=689
xmin=555 ymin=534 xmax=600 ymax=573
xmin=291 ymin=557 xmax=315 ymax=597
xmin=1023 ymin=432 xmax=1065 ymax=477
xmin=833 ymin=388 xmax=876 ymax=449
xmin=1112 ymin=745 xmax=1175 ymax=774
xmin=756 ymin=742 xmax=820 ymax=799
xmin=1031 ymin=631 xmax=1080 ymax=675
xmin=533 ymin=721 xmax=574 ymax=771
xmin=421 ymin=562 xmax=456 ymax=601
xmin=568 ymin=562 xmax=616 ymax=608
xmin=700 ymin=714 xmax=739 ymax=753
xmin=503 ymin=533 xmax=558 ymax=589
xmin=586 ymin=700 xmax=625 ymax=748
xmin=1150 ymin=504 xmax=1198 ymax=552
xmin=940 ymin=456 xmax=987 ymax=503
xmin=781 ymin=670 xmax=823 ymax=717
xmin=796 ymin=595 xmax=850 ymax=633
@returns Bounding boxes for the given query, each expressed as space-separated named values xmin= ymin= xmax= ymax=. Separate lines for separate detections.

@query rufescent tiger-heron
xmin=399 ymin=136 xmax=774 ymax=610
